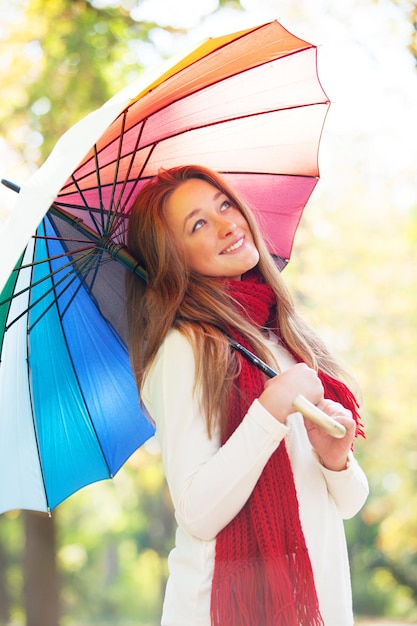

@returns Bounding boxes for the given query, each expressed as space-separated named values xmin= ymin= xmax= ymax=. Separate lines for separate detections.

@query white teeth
xmin=224 ymin=238 xmax=243 ymax=253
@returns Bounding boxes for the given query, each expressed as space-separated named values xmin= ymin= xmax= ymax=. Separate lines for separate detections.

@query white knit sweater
xmin=142 ymin=329 xmax=369 ymax=626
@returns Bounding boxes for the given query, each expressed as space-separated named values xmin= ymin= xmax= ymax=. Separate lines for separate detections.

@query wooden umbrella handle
xmin=293 ymin=395 xmax=347 ymax=439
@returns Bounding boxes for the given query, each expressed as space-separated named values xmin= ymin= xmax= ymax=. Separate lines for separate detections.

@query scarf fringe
xmin=211 ymin=556 xmax=324 ymax=626
xmin=318 ymin=371 xmax=366 ymax=440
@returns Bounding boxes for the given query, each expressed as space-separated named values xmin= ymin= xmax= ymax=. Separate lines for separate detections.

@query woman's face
xmin=164 ymin=178 xmax=260 ymax=280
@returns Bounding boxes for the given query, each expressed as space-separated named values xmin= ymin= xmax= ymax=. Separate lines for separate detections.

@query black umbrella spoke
xmin=55 ymin=240 xmax=112 ymax=299
xmin=28 ymin=249 xmax=98 ymax=332
xmin=20 ymin=245 xmax=94 ymax=270
xmin=4 ymin=249 xmax=91 ymax=333
xmin=80 ymin=246 xmax=124 ymax=299
xmin=34 ymin=233 xmax=101 ymax=247
xmin=0 ymin=247 xmax=95 ymax=312
xmin=115 ymin=140 xmax=157 ymax=230
xmin=55 ymin=200 xmax=102 ymax=215
xmin=27 ymin=271 xmax=84 ymax=333
xmin=28 ymin=244 xmax=108 ymax=332
xmin=105 ymin=111 xmax=127 ymax=235
xmin=112 ymin=217 xmax=129 ymax=245
xmin=93 ymin=143 xmax=106 ymax=234
xmin=51 ymin=241 xmax=116 ymax=308
xmin=69 ymin=174 xmax=103 ymax=235
xmin=57 ymin=255 xmax=102 ymax=321
xmin=109 ymin=113 xmax=147 ymax=233
xmin=0 ymin=247 xmax=91 ymax=306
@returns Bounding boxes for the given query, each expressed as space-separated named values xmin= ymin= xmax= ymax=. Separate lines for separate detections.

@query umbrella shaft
xmin=229 ymin=338 xmax=346 ymax=438
xmin=229 ymin=338 xmax=277 ymax=378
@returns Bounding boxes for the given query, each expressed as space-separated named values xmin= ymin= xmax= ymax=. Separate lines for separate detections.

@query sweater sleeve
xmin=142 ymin=330 xmax=288 ymax=541
xmin=313 ymin=450 xmax=369 ymax=519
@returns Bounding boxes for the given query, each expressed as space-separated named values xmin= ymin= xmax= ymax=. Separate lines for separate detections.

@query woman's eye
xmin=220 ymin=200 xmax=231 ymax=212
xmin=192 ymin=219 xmax=206 ymax=233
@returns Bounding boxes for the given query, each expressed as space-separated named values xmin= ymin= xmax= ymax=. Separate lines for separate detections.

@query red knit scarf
xmin=210 ymin=271 xmax=364 ymax=626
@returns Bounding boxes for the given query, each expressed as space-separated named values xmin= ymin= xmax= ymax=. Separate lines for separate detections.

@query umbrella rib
xmin=6 ymin=265 xmax=77 ymax=333
xmin=116 ymin=140 xmax=157 ymax=219
xmin=40 ymin=217 xmax=111 ymax=316
xmin=28 ymin=272 xmax=81 ymax=333
xmin=47 ymin=201 xmax=131 ymax=299
xmin=24 ymin=345 xmax=51 ymax=513
xmin=69 ymin=175 xmax=103 ymax=235
xmin=0 ymin=247 xmax=96 ymax=307
xmin=35 ymin=234 xmax=101 ymax=246
xmin=4 ymin=250 xmax=97 ymax=332
xmin=105 ymin=110 xmax=127 ymax=234
xmin=52 ymin=200 xmax=103 ymax=214
xmin=41 ymin=242 xmax=112 ymax=325
xmin=19 ymin=245 xmax=95 ymax=270
xmin=58 ymin=262 xmax=99 ymax=321
xmin=93 ymin=144 xmax=105 ymax=233
xmin=109 ymin=114 xmax=148 ymax=233
xmin=32 ymin=245 xmax=102 ymax=332
xmin=45 ymin=203 xmax=147 ymax=281
xmin=74 ymin=248 xmax=104 ymax=299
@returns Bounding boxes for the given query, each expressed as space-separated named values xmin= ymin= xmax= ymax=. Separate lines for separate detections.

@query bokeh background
xmin=1 ymin=0 xmax=416 ymax=624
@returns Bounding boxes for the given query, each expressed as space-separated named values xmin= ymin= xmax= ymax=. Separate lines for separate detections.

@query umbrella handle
xmin=229 ymin=338 xmax=346 ymax=438
xmin=292 ymin=395 xmax=346 ymax=439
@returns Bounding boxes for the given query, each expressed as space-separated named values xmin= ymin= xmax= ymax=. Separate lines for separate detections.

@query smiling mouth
xmin=222 ymin=237 xmax=244 ymax=254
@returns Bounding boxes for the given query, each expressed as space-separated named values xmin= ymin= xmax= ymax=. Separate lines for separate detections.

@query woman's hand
xmin=304 ymin=399 xmax=356 ymax=471
xmin=258 ymin=363 xmax=324 ymax=424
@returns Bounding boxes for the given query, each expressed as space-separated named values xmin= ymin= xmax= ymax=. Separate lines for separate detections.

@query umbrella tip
xmin=1 ymin=179 xmax=21 ymax=193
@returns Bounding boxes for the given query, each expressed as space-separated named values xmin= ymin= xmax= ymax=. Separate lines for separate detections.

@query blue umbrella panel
xmin=0 ymin=214 xmax=155 ymax=514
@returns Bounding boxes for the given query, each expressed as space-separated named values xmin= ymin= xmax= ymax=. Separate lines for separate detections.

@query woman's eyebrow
xmin=183 ymin=208 xmax=201 ymax=230
xmin=183 ymin=191 xmax=224 ymax=230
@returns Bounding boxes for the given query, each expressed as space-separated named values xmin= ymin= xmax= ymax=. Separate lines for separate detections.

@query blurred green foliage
xmin=56 ymin=446 xmax=175 ymax=625
xmin=285 ymin=138 xmax=417 ymax=621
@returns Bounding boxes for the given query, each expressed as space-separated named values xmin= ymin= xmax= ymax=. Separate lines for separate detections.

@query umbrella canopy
xmin=0 ymin=20 xmax=330 ymax=514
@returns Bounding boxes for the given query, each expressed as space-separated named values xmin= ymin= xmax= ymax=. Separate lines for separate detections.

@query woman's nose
xmin=216 ymin=216 xmax=236 ymax=238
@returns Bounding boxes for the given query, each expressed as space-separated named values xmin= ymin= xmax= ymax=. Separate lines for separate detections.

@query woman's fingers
xmin=260 ymin=364 xmax=324 ymax=423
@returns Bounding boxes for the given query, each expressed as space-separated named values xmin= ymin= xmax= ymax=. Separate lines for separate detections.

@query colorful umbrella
xmin=0 ymin=20 xmax=330 ymax=514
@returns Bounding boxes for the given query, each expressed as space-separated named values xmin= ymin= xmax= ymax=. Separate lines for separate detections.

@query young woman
xmin=126 ymin=165 xmax=368 ymax=626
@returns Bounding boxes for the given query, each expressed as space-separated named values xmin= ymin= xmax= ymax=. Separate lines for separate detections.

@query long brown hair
xmin=126 ymin=165 xmax=346 ymax=436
